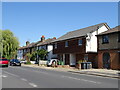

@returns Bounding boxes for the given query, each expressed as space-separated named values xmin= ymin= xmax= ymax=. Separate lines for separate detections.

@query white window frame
xmin=65 ymin=41 xmax=68 ymax=47
xmin=78 ymin=39 xmax=82 ymax=46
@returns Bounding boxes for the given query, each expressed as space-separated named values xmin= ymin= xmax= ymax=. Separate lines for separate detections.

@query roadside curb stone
xmin=22 ymin=64 xmax=120 ymax=79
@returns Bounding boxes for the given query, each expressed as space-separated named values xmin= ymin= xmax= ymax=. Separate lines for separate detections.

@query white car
xmin=20 ymin=60 xmax=27 ymax=64
xmin=47 ymin=59 xmax=58 ymax=67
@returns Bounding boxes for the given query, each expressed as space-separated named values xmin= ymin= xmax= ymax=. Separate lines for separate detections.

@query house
xmin=17 ymin=41 xmax=36 ymax=60
xmin=52 ymin=23 xmax=110 ymax=68
xmin=17 ymin=36 xmax=57 ymax=61
xmin=97 ymin=26 xmax=120 ymax=70
xmin=36 ymin=36 xmax=57 ymax=60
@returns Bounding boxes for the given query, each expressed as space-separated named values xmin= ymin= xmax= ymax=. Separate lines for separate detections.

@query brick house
xmin=97 ymin=26 xmax=120 ymax=70
xmin=52 ymin=23 xmax=110 ymax=68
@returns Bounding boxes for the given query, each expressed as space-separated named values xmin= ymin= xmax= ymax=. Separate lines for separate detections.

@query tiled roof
xmin=18 ymin=38 xmax=56 ymax=50
xmin=18 ymin=43 xmax=35 ymax=50
xmin=37 ymin=38 xmax=56 ymax=46
xmin=52 ymin=23 xmax=110 ymax=42
xmin=97 ymin=25 xmax=120 ymax=36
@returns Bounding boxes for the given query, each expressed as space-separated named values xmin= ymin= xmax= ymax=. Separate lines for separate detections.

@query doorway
xmin=103 ymin=52 xmax=110 ymax=69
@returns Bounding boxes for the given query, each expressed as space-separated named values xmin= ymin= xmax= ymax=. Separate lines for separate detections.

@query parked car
xmin=47 ymin=59 xmax=58 ymax=67
xmin=10 ymin=59 xmax=21 ymax=66
xmin=0 ymin=58 xmax=9 ymax=67
xmin=20 ymin=60 xmax=27 ymax=64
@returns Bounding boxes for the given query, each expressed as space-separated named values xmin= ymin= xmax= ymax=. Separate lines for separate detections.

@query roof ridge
xmin=67 ymin=23 xmax=106 ymax=34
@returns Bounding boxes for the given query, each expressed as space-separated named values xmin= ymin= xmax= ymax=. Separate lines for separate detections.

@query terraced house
xmin=17 ymin=36 xmax=56 ymax=61
xmin=17 ymin=41 xmax=35 ymax=60
xmin=52 ymin=23 xmax=110 ymax=68
xmin=97 ymin=26 xmax=120 ymax=70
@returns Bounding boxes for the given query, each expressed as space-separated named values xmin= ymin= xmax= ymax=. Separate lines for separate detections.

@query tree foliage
xmin=26 ymin=53 xmax=32 ymax=63
xmin=37 ymin=49 xmax=48 ymax=60
xmin=0 ymin=30 xmax=19 ymax=59
xmin=31 ymin=51 xmax=37 ymax=61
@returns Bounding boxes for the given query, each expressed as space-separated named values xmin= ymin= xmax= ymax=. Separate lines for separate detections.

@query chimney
xmin=53 ymin=37 xmax=56 ymax=39
xmin=26 ymin=41 xmax=30 ymax=46
xmin=41 ymin=35 xmax=45 ymax=42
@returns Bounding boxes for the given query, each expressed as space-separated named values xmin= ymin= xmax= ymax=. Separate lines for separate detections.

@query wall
xmin=98 ymin=33 xmax=120 ymax=50
xmin=98 ymin=50 xmax=120 ymax=70
xmin=86 ymin=25 xmax=108 ymax=53
xmin=47 ymin=45 xmax=57 ymax=60
xmin=53 ymin=38 xmax=86 ymax=54
xmin=17 ymin=50 xmax=23 ymax=60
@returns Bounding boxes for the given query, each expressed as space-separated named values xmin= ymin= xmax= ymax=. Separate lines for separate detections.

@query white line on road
xmin=29 ymin=83 xmax=37 ymax=88
xmin=3 ymin=71 xmax=20 ymax=77
xmin=61 ymin=75 xmax=101 ymax=84
xmin=0 ymin=75 xmax=7 ymax=78
xmin=21 ymin=78 xmax=28 ymax=82
xmin=10 ymin=66 xmax=50 ymax=75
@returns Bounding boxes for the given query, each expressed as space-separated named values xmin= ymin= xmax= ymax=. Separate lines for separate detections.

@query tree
xmin=0 ymin=30 xmax=19 ymax=60
xmin=31 ymin=51 xmax=37 ymax=61
xmin=35 ymin=49 xmax=48 ymax=66
xmin=25 ymin=53 xmax=32 ymax=64
xmin=37 ymin=49 xmax=48 ymax=60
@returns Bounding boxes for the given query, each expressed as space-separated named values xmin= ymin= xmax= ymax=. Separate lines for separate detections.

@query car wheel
xmin=52 ymin=61 xmax=56 ymax=67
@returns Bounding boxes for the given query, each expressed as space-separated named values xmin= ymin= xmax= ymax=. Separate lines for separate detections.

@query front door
xmin=103 ymin=52 xmax=110 ymax=69
xmin=65 ymin=54 xmax=70 ymax=65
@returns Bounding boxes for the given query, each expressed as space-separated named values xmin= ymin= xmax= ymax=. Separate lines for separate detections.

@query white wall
xmin=86 ymin=25 xmax=108 ymax=53
xmin=70 ymin=54 xmax=76 ymax=65
xmin=47 ymin=45 xmax=57 ymax=60
xmin=17 ymin=50 xmax=23 ymax=60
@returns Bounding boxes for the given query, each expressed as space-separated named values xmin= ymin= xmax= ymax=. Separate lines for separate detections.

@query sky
xmin=2 ymin=2 xmax=118 ymax=46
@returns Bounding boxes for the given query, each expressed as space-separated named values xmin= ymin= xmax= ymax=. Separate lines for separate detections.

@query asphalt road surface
xmin=1 ymin=66 xmax=119 ymax=88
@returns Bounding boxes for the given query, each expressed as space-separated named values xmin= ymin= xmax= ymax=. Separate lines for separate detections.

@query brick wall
xmin=53 ymin=37 xmax=86 ymax=54
xmin=98 ymin=49 xmax=120 ymax=70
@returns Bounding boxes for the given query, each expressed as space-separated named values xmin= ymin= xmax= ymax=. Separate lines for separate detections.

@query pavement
xmin=2 ymin=65 xmax=119 ymax=88
xmin=22 ymin=64 xmax=120 ymax=79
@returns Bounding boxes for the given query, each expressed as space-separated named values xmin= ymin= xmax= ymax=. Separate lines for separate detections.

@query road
xmin=1 ymin=65 xmax=119 ymax=88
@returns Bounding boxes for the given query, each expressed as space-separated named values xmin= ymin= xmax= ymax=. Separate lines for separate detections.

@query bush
xmin=25 ymin=61 xmax=31 ymax=64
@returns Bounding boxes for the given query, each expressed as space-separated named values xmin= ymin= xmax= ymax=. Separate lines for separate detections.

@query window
xmin=65 ymin=41 xmax=68 ymax=47
xmin=78 ymin=39 xmax=82 ymax=46
xmin=55 ymin=43 xmax=57 ymax=49
xmin=118 ymin=33 xmax=120 ymax=42
xmin=102 ymin=35 xmax=109 ymax=44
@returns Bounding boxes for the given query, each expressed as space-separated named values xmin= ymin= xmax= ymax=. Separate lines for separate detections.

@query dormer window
xmin=102 ymin=35 xmax=109 ymax=44
xmin=65 ymin=41 xmax=68 ymax=47
xmin=78 ymin=39 xmax=82 ymax=46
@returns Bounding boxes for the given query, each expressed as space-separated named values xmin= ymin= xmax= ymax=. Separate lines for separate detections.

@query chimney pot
xmin=53 ymin=37 xmax=56 ymax=39
xmin=26 ymin=41 xmax=30 ymax=46
xmin=41 ymin=35 xmax=45 ymax=42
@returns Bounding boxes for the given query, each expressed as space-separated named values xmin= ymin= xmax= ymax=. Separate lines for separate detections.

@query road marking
xmin=71 ymin=72 xmax=119 ymax=80
xmin=10 ymin=66 xmax=50 ymax=75
xmin=21 ymin=78 xmax=27 ymax=82
xmin=2 ymin=75 xmax=7 ymax=78
xmin=61 ymin=75 xmax=101 ymax=84
xmin=3 ymin=71 xmax=20 ymax=77
xmin=0 ymin=75 xmax=7 ymax=78
xmin=29 ymin=83 xmax=37 ymax=88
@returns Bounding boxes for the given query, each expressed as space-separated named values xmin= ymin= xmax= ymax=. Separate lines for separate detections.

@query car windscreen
xmin=15 ymin=59 xmax=20 ymax=62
